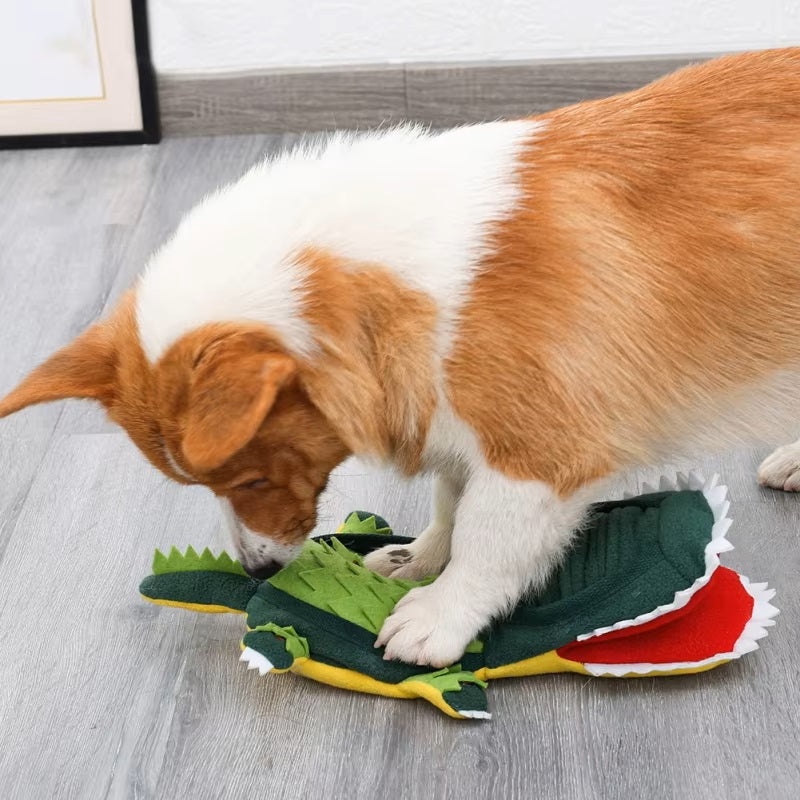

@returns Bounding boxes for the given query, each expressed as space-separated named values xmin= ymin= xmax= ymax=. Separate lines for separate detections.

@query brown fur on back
xmin=447 ymin=48 xmax=800 ymax=493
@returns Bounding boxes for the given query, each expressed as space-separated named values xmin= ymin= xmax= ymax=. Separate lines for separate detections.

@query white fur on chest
xmin=135 ymin=121 xmax=538 ymax=364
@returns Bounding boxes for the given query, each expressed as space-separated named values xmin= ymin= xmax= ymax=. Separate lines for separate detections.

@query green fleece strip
xmin=152 ymin=546 xmax=248 ymax=576
xmin=443 ymin=684 xmax=488 ymax=714
xmin=336 ymin=511 xmax=393 ymax=535
xmin=139 ymin=571 xmax=261 ymax=613
xmin=246 ymin=583 xmax=455 ymax=684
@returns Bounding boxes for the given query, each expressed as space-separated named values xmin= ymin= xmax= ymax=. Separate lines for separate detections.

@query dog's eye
xmin=237 ymin=478 xmax=269 ymax=491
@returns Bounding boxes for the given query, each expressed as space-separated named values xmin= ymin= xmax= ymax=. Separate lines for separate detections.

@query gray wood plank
xmin=405 ymin=56 xmax=699 ymax=125
xmin=159 ymin=67 xmax=408 ymax=137
xmin=158 ymin=56 xmax=707 ymax=137
xmin=0 ymin=136 xmax=797 ymax=800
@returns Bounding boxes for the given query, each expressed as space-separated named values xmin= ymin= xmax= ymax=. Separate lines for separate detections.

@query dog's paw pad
xmin=364 ymin=544 xmax=440 ymax=580
xmin=758 ymin=443 xmax=800 ymax=491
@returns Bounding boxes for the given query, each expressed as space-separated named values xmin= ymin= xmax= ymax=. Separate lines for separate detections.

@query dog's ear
xmin=0 ymin=323 xmax=118 ymax=418
xmin=181 ymin=335 xmax=295 ymax=472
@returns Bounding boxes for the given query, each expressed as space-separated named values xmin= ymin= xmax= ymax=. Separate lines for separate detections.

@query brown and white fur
xmin=3 ymin=48 xmax=800 ymax=667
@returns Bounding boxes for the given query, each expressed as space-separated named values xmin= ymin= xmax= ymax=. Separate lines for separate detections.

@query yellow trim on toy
xmin=590 ymin=660 xmax=730 ymax=678
xmin=474 ymin=650 xmax=730 ymax=679
xmin=239 ymin=643 xmax=474 ymax=720
xmin=142 ymin=595 xmax=245 ymax=615
xmin=290 ymin=658 xmax=470 ymax=719
xmin=477 ymin=649 xmax=589 ymax=679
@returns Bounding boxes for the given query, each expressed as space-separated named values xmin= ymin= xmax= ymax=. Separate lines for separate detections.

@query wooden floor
xmin=0 ymin=136 xmax=798 ymax=800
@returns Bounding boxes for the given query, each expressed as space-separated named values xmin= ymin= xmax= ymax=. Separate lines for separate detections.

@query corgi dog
xmin=2 ymin=48 xmax=800 ymax=668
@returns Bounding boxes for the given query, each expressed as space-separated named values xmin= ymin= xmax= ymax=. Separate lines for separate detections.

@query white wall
xmin=150 ymin=0 xmax=800 ymax=74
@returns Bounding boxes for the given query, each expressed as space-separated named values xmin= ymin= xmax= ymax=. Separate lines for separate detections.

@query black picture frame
xmin=0 ymin=0 xmax=160 ymax=150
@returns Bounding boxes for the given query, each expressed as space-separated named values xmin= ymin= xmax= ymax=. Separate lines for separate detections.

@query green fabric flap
xmin=336 ymin=511 xmax=393 ymax=535
xmin=484 ymin=490 xmax=712 ymax=666
xmin=139 ymin=571 xmax=261 ymax=613
xmin=267 ymin=538 xmax=431 ymax=634
xmin=246 ymin=583 xmax=435 ymax=684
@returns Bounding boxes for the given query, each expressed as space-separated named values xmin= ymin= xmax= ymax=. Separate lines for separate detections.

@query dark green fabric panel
xmin=246 ymin=584 xmax=443 ymax=684
xmin=460 ymin=653 xmax=485 ymax=673
xmin=139 ymin=572 xmax=261 ymax=612
xmin=241 ymin=630 xmax=295 ymax=670
xmin=485 ymin=491 xmax=713 ymax=666
xmin=443 ymin=684 xmax=488 ymax=714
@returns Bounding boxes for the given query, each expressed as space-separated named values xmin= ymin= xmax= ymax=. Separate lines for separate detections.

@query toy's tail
xmin=139 ymin=546 xmax=261 ymax=614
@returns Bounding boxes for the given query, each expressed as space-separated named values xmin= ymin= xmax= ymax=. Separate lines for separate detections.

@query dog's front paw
xmin=374 ymin=584 xmax=478 ymax=667
xmin=758 ymin=443 xmax=800 ymax=491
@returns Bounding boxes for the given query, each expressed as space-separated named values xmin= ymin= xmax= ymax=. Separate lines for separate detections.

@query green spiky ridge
xmin=268 ymin=537 xmax=432 ymax=634
xmin=151 ymin=546 xmax=248 ymax=577
xmin=337 ymin=511 xmax=392 ymax=535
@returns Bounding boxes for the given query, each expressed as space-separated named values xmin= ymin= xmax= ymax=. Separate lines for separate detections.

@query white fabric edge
xmin=577 ymin=471 xmax=733 ymax=642
xmin=459 ymin=710 xmax=492 ymax=719
xmin=240 ymin=646 xmax=275 ymax=676
xmin=583 ymin=574 xmax=779 ymax=676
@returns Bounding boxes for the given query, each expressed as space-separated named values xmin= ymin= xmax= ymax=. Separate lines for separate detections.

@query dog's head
xmin=0 ymin=292 xmax=351 ymax=577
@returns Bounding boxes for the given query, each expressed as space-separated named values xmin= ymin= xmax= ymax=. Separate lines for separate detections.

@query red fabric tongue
xmin=556 ymin=566 xmax=753 ymax=665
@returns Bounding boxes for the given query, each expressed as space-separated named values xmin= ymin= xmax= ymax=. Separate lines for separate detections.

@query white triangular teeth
xmin=659 ymin=475 xmax=677 ymax=491
xmin=729 ymin=576 xmax=780 ymax=657
xmin=642 ymin=482 xmax=657 ymax=494
xmin=459 ymin=710 xmax=492 ymax=720
xmin=742 ymin=621 xmax=770 ymax=641
xmin=705 ymin=485 xmax=728 ymax=508
xmin=709 ymin=534 xmax=734 ymax=555
xmin=711 ymin=517 xmax=733 ymax=539
xmin=584 ymin=656 xmax=730 ymax=676
xmin=240 ymin=647 xmax=274 ymax=676
xmin=687 ymin=471 xmax=706 ymax=491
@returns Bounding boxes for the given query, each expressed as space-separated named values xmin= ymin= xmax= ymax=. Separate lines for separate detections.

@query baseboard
xmin=158 ymin=55 xmax=709 ymax=136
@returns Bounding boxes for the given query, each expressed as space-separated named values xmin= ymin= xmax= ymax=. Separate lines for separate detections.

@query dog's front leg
xmin=364 ymin=470 xmax=464 ymax=579
xmin=375 ymin=467 xmax=587 ymax=667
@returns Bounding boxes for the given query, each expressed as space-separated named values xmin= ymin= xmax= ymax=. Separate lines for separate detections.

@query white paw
xmin=363 ymin=536 xmax=447 ymax=581
xmin=374 ymin=584 xmax=477 ymax=667
xmin=758 ymin=443 xmax=800 ymax=491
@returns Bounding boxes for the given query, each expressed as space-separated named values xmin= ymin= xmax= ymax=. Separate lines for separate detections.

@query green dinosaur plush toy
xmin=139 ymin=473 xmax=778 ymax=720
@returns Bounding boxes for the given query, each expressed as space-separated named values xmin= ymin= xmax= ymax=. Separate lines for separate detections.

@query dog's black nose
xmin=245 ymin=560 xmax=282 ymax=580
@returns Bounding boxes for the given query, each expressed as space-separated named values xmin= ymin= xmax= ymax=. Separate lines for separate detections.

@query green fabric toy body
xmin=140 ymin=473 xmax=778 ymax=719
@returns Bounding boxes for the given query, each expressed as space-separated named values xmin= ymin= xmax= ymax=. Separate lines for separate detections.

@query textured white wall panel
xmin=150 ymin=1 xmax=800 ymax=73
